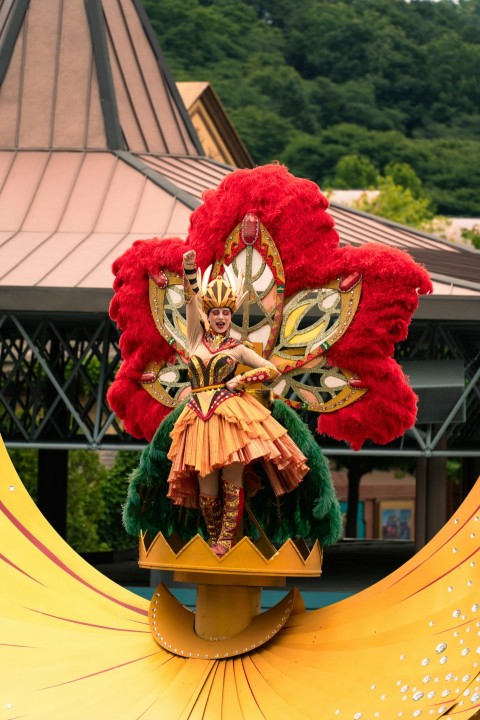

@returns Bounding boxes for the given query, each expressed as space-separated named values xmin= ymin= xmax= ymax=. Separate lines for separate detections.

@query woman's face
xmin=208 ymin=307 xmax=232 ymax=334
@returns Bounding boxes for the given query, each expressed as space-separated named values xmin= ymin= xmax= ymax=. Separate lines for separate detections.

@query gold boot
xmin=198 ymin=494 xmax=222 ymax=545
xmin=211 ymin=480 xmax=244 ymax=557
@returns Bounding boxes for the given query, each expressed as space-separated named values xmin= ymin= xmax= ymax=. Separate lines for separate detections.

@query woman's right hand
xmin=183 ymin=249 xmax=196 ymax=266
xmin=226 ymin=376 xmax=241 ymax=391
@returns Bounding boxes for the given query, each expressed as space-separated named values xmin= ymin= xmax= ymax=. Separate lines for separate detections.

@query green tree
xmin=316 ymin=124 xmax=410 ymax=178
xmin=8 ymin=447 xmax=110 ymax=553
xmin=281 ymin=133 xmax=338 ymax=188
xmin=332 ymin=154 xmax=379 ymax=189
xmin=66 ymin=451 xmax=109 ymax=552
xmin=408 ymin=137 xmax=480 ymax=216
xmin=7 ymin=448 xmax=38 ymax=500
xmin=98 ymin=452 xmax=141 ymax=550
xmin=461 ymin=225 xmax=480 ymax=250
xmin=384 ymin=162 xmax=423 ymax=198
xmin=229 ymin=106 xmax=297 ymax=162
xmin=249 ymin=66 xmax=317 ymax=134
xmin=353 ymin=176 xmax=435 ymax=229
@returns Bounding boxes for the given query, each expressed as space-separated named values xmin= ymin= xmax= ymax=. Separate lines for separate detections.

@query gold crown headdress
xmin=198 ymin=264 xmax=248 ymax=314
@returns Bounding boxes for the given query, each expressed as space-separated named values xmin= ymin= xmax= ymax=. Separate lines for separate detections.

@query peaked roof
xmin=331 ymin=205 xmax=480 ymax=299
xmin=0 ymin=0 xmax=231 ymax=312
xmin=0 ymin=150 xmax=229 ymax=302
xmin=0 ymin=0 xmax=479 ymax=317
xmin=0 ymin=0 xmax=202 ymax=155
xmin=177 ymin=81 xmax=253 ymax=168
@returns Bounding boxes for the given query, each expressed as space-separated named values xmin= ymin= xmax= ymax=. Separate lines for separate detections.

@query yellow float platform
xmin=0 ymin=436 xmax=479 ymax=719
xmin=140 ymin=530 xmax=321 ymax=656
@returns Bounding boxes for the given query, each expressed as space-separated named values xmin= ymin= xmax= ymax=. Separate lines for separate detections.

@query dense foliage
xmin=8 ymin=448 xmax=138 ymax=553
xmin=143 ymin=0 xmax=480 ymax=216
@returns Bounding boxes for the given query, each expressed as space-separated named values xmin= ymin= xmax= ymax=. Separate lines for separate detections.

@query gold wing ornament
xmin=141 ymin=269 xmax=191 ymax=407
xmin=267 ymin=280 xmax=367 ymax=412
xmin=142 ymin=215 xmax=367 ymax=414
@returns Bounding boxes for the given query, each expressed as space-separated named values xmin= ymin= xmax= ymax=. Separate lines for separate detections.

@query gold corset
xmin=188 ymin=355 xmax=237 ymax=390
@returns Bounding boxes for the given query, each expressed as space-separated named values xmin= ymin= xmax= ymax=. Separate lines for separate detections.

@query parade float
xmin=1 ymin=165 xmax=479 ymax=719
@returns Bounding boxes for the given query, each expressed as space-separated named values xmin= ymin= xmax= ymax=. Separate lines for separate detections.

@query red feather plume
xmin=108 ymin=163 xmax=432 ymax=447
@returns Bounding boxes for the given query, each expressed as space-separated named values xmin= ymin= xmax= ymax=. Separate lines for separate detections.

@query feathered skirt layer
xmin=166 ymin=391 xmax=308 ymax=508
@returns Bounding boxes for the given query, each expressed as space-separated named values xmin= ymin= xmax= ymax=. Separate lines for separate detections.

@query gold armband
xmin=240 ymin=366 xmax=279 ymax=384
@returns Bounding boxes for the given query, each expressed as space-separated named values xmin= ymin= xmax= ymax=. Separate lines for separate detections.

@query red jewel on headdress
xmin=339 ymin=271 xmax=362 ymax=292
xmin=241 ymin=213 xmax=259 ymax=246
xmin=150 ymin=269 xmax=168 ymax=288
xmin=348 ymin=377 xmax=368 ymax=388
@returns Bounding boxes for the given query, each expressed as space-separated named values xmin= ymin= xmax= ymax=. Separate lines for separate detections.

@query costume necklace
xmin=203 ymin=329 xmax=240 ymax=353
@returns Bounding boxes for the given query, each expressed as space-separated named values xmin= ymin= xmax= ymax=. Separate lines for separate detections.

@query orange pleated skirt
xmin=166 ymin=391 xmax=308 ymax=508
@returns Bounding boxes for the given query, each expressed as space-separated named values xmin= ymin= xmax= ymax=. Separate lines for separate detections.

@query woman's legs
xmin=198 ymin=463 xmax=245 ymax=554
xmin=198 ymin=469 xmax=220 ymax=496
xmin=198 ymin=470 xmax=222 ymax=544
xmin=222 ymin=462 xmax=243 ymax=488
xmin=211 ymin=462 xmax=244 ymax=557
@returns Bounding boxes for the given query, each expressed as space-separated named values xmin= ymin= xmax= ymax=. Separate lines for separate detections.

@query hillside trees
xmin=143 ymin=0 xmax=480 ymax=216
xmin=353 ymin=176 xmax=435 ymax=228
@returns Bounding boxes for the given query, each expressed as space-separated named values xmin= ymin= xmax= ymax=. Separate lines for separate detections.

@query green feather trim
xmin=122 ymin=401 xmax=201 ymax=540
xmin=260 ymin=401 xmax=342 ymax=546
xmin=122 ymin=398 xmax=343 ymax=547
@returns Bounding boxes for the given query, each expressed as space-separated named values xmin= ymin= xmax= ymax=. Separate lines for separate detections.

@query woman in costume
xmin=168 ymin=249 xmax=308 ymax=556
xmin=113 ymin=165 xmax=431 ymax=555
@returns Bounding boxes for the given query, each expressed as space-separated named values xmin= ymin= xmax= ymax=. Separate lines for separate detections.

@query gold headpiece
xmin=198 ymin=264 xmax=248 ymax=314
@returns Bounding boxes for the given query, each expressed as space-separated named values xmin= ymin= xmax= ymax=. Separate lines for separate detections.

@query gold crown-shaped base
xmin=139 ymin=531 xmax=322 ymax=580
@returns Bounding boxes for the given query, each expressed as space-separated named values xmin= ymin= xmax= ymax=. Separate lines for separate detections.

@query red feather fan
xmin=108 ymin=164 xmax=432 ymax=448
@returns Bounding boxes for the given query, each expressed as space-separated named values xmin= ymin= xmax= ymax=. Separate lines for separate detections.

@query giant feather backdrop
xmin=108 ymin=163 xmax=432 ymax=448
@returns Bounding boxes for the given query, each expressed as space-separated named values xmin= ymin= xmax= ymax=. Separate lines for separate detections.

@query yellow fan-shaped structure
xmin=0 ymin=436 xmax=479 ymax=719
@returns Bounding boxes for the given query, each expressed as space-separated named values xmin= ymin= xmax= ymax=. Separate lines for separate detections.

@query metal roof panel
xmin=58 ymin=154 xmax=118 ymax=232
xmin=0 ymin=0 xmax=202 ymax=154
xmin=77 ymin=230 xmax=179 ymax=288
xmin=94 ymin=161 xmax=147 ymax=233
xmin=0 ymin=231 xmax=57 ymax=283
xmin=38 ymin=231 xmax=128 ymax=287
xmin=52 ymin=2 xmax=101 ymax=149
xmin=138 ymin=154 xmax=233 ymax=199
xmin=22 ymin=153 xmax=85 ymax=231
xmin=0 ymin=150 xmax=478 ymax=301
xmin=0 ymin=150 xmax=199 ymax=289
xmin=0 ymin=151 xmax=48 ymax=229
xmin=128 ymin=181 xmax=176 ymax=235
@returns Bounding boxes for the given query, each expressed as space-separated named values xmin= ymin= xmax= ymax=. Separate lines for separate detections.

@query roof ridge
xmin=330 ymin=201 xmax=480 ymax=255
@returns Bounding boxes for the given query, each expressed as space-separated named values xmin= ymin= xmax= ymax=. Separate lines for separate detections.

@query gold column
xmin=195 ymin=584 xmax=261 ymax=640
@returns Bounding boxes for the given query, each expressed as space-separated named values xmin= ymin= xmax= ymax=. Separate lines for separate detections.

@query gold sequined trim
xmin=241 ymin=365 xmax=279 ymax=384
xmin=190 ymin=383 xmax=224 ymax=393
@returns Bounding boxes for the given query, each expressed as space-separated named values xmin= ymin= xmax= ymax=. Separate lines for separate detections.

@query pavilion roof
xmin=0 ymin=0 xmax=201 ymax=155
xmin=0 ymin=0 xmax=478 ymax=316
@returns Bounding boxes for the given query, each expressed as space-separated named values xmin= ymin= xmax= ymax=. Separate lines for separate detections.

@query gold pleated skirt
xmin=166 ymin=392 xmax=308 ymax=508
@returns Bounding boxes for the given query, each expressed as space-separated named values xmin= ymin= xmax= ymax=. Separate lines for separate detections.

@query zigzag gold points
xmin=273 ymin=537 xmax=323 ymax=573
xmin=139 ymin=531 xmax=322 ymax=577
